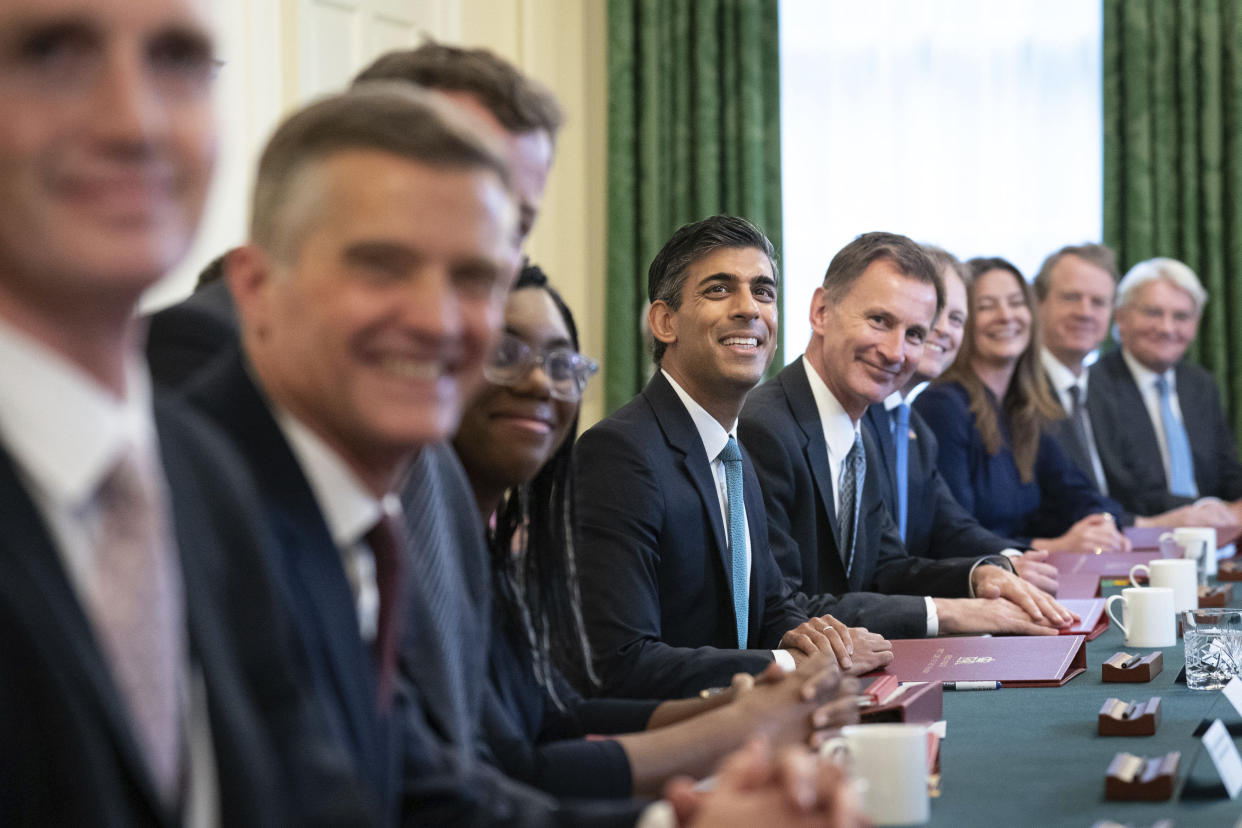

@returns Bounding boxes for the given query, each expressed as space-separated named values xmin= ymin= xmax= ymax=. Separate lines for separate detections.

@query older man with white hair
xmin=1089 ymin=257 xmax=1242 ymax=519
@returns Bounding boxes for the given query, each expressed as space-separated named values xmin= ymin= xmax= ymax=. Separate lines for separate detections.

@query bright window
xmin=779 ymin=0 xmax=1102 ymax=358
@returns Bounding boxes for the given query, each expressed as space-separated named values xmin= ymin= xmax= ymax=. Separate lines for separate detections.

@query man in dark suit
xmin=576 ymin=216 xmax=895 ymax=700
xmin=1088 ymin=257 xmax=1242 ymax=520
xmin=0 ymin=1 xmax=368 ymax=823
xmin=1033 ymin=245 xmax=1235 ymax=525
xmin=146 ymin=40 xmax=563 ymax=389
xmin=740 ymin=233 xmax=1072 ymax=640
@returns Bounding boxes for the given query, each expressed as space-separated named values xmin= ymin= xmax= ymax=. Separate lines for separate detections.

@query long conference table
xmin=925 ymin=531 xmax=1242 ymax=827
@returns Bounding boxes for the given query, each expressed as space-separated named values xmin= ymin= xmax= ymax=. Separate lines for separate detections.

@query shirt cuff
xmin=772 ymin=649 xmax=797 ymax=672
xmin=636 ymin=800 xmax=676 ymax=828
xmin=924 ymin=596 xmax=938 ymax=637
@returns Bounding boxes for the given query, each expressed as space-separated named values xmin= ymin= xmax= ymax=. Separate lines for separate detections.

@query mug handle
xmin=818 ymin=736 xmax=851 ymax=765
xmin=1105 ymin=594 xmax=1129 ymax=638
xmin=1129 ymin=563 xmax=1150 ymax=588
xmin=1158 ymin=531 xmax=1178 ymax=558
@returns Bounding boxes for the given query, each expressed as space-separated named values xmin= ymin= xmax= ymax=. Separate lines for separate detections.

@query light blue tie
xmin=719 ymin=437 xmax=749 ymax=649
xmin=838 ymin=431 xmax=866 ymax=576
xmin=1155 ymin=375 xmax=1196 ymax=497
xmin=891 ymin=403 xmax=910 ymax=542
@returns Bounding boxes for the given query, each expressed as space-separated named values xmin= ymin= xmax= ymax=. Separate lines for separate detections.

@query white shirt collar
xmin=1041 ymin=347 xmax=1088 ymax=395
xmin=801 ymin=355 xmax=859 ymax=459
xmin=271 ymin=408 xmax=400 ymax=550
xmin=661 ymin=369 xmax=735 ymax=463
xmin=1121 ymin=347 xmax=1175 ymax=394
xmin=0 ymin=316 xmax=154 ymax=508
xmin=882 ymin=390 xmax=904 ymax=413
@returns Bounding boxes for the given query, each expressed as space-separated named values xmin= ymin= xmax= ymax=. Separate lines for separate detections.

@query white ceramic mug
xmin=820 ymin=723 xmax=929 ymax=826
xmin=1105 ymin=587 xmax=1176 ymax=648
xmin=1130 ymin=559 xmax=1198 ymax=613
xmin=1175 ymin=526 xmax=1218 ymax=578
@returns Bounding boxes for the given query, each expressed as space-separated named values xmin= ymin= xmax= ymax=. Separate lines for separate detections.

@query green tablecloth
xmin=929 ymin=586 xmax=1242 ymax=827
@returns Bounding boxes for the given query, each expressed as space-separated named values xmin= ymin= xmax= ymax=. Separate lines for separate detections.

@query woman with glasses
xmin=452 ymin=264 xmax=855 ymax=800
xmin=914 ymin=257 xmax=1129 ymax=553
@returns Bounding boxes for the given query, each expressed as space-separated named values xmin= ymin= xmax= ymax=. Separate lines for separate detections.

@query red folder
xmin=871 ymin=635 xmax=1087 ymax=687
xmin=1056 ymin=571 xmax=1103 ymax=599
xmin=1058 ymin=598 xmax=1108 ymax=641
xmin=1049 ymin=550 xmax=1166 ymax=578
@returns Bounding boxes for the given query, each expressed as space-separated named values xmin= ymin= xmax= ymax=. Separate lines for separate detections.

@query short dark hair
xmin=250 ymin=82 xmax=511 ymax=262
xmin=353 ymin=40 xmax=564 ymax=141
xmin=1032 ymin=242 xmax=1119 ymax=301
xmin=822 ymin=232 xmax=943 ymax=319
xmin=646 ymin=215 xmax=778 ymax=364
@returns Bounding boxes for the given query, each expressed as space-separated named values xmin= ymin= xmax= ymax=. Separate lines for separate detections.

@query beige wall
xmin=145 ymin=0 xmax=610 ymax=427
xmin=456 ymin=1 xmax=610 ymax=427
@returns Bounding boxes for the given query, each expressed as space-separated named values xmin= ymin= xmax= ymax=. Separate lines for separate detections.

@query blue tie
xmin=891 ymin=403 xmax=910 ymax=542
xmin=1155 ymin=375 xmax=1196 ymax=497
xmin=838 ymin=431 xmax=866 ymax=576
xmin=719 ymin=437 xmax=749 ymax=649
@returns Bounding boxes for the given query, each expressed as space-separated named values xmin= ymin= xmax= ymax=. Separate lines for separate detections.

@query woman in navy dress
xmin=914 ymin=257 xmax=1130 ymax=552
xmin=452 ymin=265 xmax=853 ymax=800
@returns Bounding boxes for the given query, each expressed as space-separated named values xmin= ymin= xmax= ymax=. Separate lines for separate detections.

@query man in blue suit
xmin=740 ymin=233 xmax=1072 ymax=640
xmin=576 ymin=216 xmax=895 ymax=701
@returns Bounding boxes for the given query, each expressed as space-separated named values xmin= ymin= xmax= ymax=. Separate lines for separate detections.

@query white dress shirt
xmin=0 ymin=317 xmax=217 ymax=826
xmin=1042 ymin=348 xmax=1109 ymax=494
xmin=662 ymin=370 xmax=795 ymax=670
xmin=1121 ymin=348 xmax=1197 ymax=497
xmin=802 ymin=358 xmax=940 ymax=635
xmin=273 ymin=408 xmax=403 ymax=642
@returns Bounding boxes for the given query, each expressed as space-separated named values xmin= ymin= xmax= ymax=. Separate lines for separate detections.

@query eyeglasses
xmin=484 ymin=333 xmax=599 ymax=402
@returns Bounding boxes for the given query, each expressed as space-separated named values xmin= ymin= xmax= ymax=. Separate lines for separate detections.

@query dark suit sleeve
xmin=1194 ymin=373 xmax=1242 ymax=501
xmin=915 ymin=424 xmax=1019 ymax=558
xmin=1022 ymin=432 xmax=1125 ymax=540
xmin=740 ymin=400 xmax=929 ymax=638
xmin=575 ymin=422 xmax=775 ymax=699
xmin=913 ymin=386 xmax=978 ymax=515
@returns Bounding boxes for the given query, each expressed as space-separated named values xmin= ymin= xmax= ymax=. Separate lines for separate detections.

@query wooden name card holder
xmin=1105 ymin=751 xmax=1179 ymax=801
xmin=1098 ymin=697 xmax=1161 ymax=736
xmin=1217 ymin=560 xmax=1242 ymax=582
xmin=1199 ymin=584 xmax=1234 ymax=608
xmin=1102 ymin=651 xmax=1163 ymax=683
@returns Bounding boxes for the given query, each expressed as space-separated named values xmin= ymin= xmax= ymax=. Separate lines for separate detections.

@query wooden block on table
xmin=1102 ymin=651 xmax=1163 ymax=683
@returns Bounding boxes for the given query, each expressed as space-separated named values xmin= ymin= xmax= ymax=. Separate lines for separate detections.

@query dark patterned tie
xmin=838 ymin=432 xmax=866 ymax=577
xmin=91 ymin=451 xmax=185 ymax=804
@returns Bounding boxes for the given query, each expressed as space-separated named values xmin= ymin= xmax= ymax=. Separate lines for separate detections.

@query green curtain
xmin=1103 ymin=0 xmax=1242 ymax=439
xmin=605 ymin=0 xmax=783 ymax=413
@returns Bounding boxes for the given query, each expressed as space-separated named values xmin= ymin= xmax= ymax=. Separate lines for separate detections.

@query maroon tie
xmin=366 ymin=513 xmax=405 ymax=710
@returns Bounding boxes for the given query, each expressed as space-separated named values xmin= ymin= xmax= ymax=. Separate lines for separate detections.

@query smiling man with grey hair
xmin=1089 ymin=257 xmax=1242 ymax=521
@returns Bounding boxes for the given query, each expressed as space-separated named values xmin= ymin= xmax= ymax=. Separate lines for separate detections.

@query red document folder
xmin=871 ymin=635 xmax=1088 ymax=687
xmin=1049 ymin=550 xmax=1166 ymax=577
xmin=1056 ymin=571 xmax=1103 ymax=599
xmin=1058 ymin=598 xmax=1108 ymax=641
xmin=1125 ymin=524 xmax=1242 ymax=551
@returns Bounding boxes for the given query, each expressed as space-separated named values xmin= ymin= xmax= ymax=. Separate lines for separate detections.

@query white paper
xmin=1202 ymin=719 xmax=1242 ymax=799
xmin=1223 ymin=676 xmax=1242 ymax=718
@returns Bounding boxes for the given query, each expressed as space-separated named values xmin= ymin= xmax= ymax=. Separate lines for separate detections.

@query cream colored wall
xmin=143 ymin=0 xmax=610 ymax=428
xmin=451 ymin=0 xmax=610 ymax=427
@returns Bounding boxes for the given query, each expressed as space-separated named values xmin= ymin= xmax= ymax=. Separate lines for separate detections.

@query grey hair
xmin=1116 ymin=257 xmax=1207 ymax=314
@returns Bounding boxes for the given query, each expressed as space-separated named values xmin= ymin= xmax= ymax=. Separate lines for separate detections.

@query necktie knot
xmin=1155 ymin=375 xmax=1170 ymax=397
xmin=719 ymin=436 xmax=742 ymax=465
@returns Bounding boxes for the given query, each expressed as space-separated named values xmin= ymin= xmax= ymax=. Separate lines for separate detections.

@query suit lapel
xmin=778 ymin=365 xmax=842 ymax=542
xmin=1099 ymin=350 xmax=1164 ymax=481
xmin=187 ymin=357 xmax=383 ymax=764
xmin=644 ymin=374 xmax=733 ymax=579
xmin=0 ymin=446 xmax=167 ymax=821
xmin=864 ymin=404 xmax=898 ymax=504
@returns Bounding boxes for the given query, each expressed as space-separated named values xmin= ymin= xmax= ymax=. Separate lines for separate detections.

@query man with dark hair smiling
xmin=740 ymin=232 xmax=1072 ymax=640
xmin=576 ymin=216 xmax=894 ymax=701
